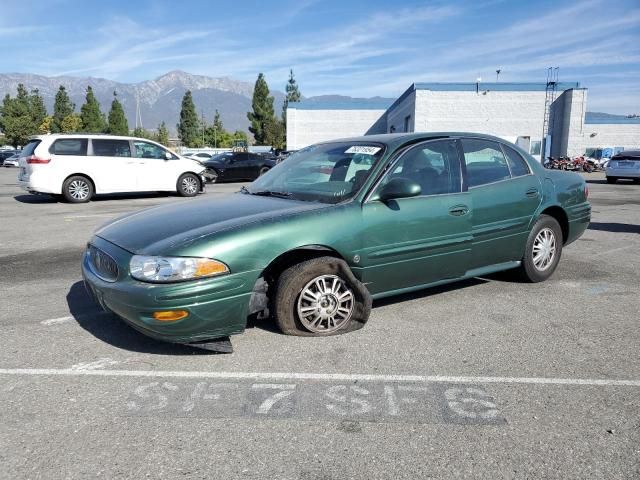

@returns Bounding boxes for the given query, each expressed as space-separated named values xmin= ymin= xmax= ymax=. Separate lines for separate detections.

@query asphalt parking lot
xmin=1 ymin=167 xmax=639 ymax=479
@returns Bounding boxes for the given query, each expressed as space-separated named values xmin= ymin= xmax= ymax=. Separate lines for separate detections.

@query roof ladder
xmin=542 ymin=67 xmax=559 ymax=156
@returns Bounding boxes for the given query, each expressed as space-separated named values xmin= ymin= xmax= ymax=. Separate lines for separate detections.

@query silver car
xmin=3 ymin=154 xmax=20 ymax=167
xmin=606 ymin=150 xmax=640 ymax=184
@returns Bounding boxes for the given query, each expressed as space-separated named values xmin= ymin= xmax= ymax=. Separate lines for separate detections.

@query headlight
xmin=129 ymin=255 xmax=229 ymax=283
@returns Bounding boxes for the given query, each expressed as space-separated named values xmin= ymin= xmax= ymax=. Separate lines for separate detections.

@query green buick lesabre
xmin=82 ymin=133 xmax=590 ymax=350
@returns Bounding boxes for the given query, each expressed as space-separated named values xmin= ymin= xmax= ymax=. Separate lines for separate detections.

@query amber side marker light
xmin=153 ymin=310 xmax=189 ymax=321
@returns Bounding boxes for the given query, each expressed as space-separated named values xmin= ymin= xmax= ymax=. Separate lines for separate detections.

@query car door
xmin=133 ymin=140 xmax=177 ymax=191
xmin=460 ymin=138 xmax=542 ymax=269
xmin=89 ymin=139 xmax=137 ymax=192
xmin=224 ymin=152 xmax=251 ymax=180
xmin=359 ymin=139 xmax=472 ymax=295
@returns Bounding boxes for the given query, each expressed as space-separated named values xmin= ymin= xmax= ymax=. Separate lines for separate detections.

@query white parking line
xmin=0 ymin=368 xmax=638 ymax=387
xmin=40 ymin=316 xmax=74 ymax=326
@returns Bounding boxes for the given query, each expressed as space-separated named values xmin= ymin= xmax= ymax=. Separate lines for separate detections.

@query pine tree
xmin=107 ymin=91 xmax=128 ymax=135
xmin=177 ymin=90 xmax=199 ymax=147
xmin=28 ymin=88 xmax=47 ymax=130
xmin=156 ymin=122 xmax=169 ymax=146
xmin=264 ymin=117 xmax=286 ymax=150
xmin=247 ymin=73 xmax=275 ymax=145
xmin=0 ymin=85 xmax=36 ymax=147
xmin=52 ymin=86 xmax=75 ymax=133
xmin=282 ymin=69 xmax=301 ymax=120
xmin=80 ymin=86 xmax=106 ymax=133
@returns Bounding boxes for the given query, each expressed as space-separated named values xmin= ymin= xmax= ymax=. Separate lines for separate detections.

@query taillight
xmin=26 ymin=155 xmax=51 ymax=164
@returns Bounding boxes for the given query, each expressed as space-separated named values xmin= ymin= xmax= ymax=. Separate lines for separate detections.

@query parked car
xmin=17 ymin=134 xmax=206 ymax=203
xmin=187 ymin=152 xmax=214 ymax=161
xmin=82 ymin=132 xmax=590 ymax=351
xmin=3 ymin=153 xmax=20 ymax=167
xmin=605 ymin=150 xmax=640 ymax=183
xmin=0 ymin=149 xmax=19 ymax=166
xmin=202 ymin=151 xmax=276 ymax=183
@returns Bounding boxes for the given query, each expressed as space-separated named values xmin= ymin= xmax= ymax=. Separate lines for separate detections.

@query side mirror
xmin=377 ymin=178 xmax=421 ymax=202
xmin=164 ymin=152 xmax=172 ymax=160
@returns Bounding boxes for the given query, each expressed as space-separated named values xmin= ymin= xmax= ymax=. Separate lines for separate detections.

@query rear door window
xmin=461 ymin=139 xmax=511 ymax=187
xmin=20 ymin=140 xmax=41 ymax=157
xmin=50 ymin=139 xmax=88 ymax=156
xmin=502 ymin=144 xmax=531 ymax=177
xmin=91 ymin=139 xmax=131 ymax=157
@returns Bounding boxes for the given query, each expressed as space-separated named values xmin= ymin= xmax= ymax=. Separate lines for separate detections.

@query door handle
xmin=526 ymin=188 xmax=539 ymax=198
xmin=448 ymin=205 xmax=469 ymax=216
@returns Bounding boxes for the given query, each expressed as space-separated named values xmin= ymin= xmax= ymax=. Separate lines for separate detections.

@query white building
xmin=286 ymin=82 xmax=640 ymax=160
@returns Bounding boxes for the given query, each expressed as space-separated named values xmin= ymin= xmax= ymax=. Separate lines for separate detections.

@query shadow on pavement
xmin=589 ymin=222 xmax=640 ymax=234
xmin=66 ymin=281 xmax=214 ymax=355
xmin=372 ymin=277 xmax=488 ymax=307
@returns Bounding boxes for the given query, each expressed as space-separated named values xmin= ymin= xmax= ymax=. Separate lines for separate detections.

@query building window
xmin=404 ymin=115 xmax=411 ymax=132
xmin=389 ymin=125 xmax=396 ymax=133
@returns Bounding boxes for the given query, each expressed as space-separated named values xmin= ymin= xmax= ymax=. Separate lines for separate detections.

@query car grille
xmin=88 ymin=245 xmax=119 ymax=282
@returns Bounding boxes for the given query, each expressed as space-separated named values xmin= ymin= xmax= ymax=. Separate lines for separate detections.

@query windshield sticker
xmin=345 ymin=146 xmax=381 ymax=155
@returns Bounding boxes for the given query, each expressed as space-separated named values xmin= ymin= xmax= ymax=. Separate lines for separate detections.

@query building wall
xmin=414 ymin=89 xmax=547 ymax=142
xmin=575 ymin=123 xmax=640 ymax=155
xmin=386 ymin=90 xmax=415 ymax=133
xmin=286 ymin=108 xmax=387 ymax=150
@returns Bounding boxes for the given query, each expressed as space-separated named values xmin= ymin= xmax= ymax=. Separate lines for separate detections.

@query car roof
xmin=612 ymin=150 xmax=640 ymax=158
xmin=319 ymin=132 xmax=518 ymax=149
xmin=28 ymin=133 xmax=161 ymax=142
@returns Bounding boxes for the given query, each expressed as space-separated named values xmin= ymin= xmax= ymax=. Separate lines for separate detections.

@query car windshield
xmin=245 ymin=142 xmax=385 ymax=204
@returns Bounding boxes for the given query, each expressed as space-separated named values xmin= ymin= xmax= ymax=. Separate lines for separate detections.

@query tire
xmin=204 ymin=168 xmax=219 ymax=184
xmin=62 ymin=175 xmax=93 ymax=203
xmin=177 ymin=173 xmax=200 ymax=197
xmin=258 ymin=166 xmax=270 ymax=177
xmin=606 ymin=177 xmax=617 ymax=184
xmin=517 ymin=215 xmax=563 ymax=283
xmin=273 ymin=256 xmax=372 ymax=336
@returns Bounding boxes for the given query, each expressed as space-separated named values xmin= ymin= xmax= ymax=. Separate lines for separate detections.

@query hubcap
xmin=182 ymin=176 xmax=198 ymax=194
xmin=69 ymin=180 xmax=89 ymax=200
xmin=532 ymin=227 xmax=557 ymax=271
xmin=297 ymin=275 xmax=354 ymax=333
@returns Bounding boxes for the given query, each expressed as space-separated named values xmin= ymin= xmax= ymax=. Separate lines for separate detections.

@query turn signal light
xmin=153 ymin=310 xmax=189 ymax=322
xmin=26 ymin=155 xmax=51 ymax=164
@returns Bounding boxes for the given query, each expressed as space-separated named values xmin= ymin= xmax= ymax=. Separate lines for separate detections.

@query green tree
xmin=39 ymin=115 xmax=53 ymax=134
xmin=282 ymin=69 xmax=301 ymax=120
xmin=107 ymin=91 xmax=128 ymax=135
xmin=132 ymin=126 xmax=155 ymax=140
xmin=0 ymin=85 xmax=35 ymax=147
xmin=264 ymin=117 xmax=285 ymax=150
xmin=28 ymin=89 xmax=48 ymax=130
xmin=80 ymin=86 xmax=106 ymax=133
xmin=61 ymin=113 xmax=82 ymax=133
xmin=52 ymin=86 xmax=75 ymax=133
xmin=177 ymin=90 xmax=199 ymax=147
xmin=247 ymin=73 xmax=275 ymax=145
xmin=156 ymin=121 xmax=170 ymax=146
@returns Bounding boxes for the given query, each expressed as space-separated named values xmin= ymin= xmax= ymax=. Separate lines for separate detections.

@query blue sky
xmin=1 ymin=0 xmax=639 ymax=114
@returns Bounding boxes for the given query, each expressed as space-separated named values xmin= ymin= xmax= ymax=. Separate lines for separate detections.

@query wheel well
xmin=540 ymin=206 xmax=569 ymax=244
xmin=261 ymin=246 xmax=344 ymax=285
xmin=63 ymin=173 xmax=95 ymax=191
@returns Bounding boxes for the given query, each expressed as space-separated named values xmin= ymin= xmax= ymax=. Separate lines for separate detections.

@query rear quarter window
xmin=502 ymin=144 xmax=531 ymax=177
xmin=50 ymin=139 xmax=88 ymax=156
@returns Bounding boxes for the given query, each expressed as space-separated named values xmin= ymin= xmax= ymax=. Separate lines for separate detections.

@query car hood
xmin=95 ymin=193 xmax=330 ymax=254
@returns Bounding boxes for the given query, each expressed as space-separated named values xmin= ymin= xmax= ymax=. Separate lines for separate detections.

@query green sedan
xmin=82 ymin=133 xmax=591 ymax=349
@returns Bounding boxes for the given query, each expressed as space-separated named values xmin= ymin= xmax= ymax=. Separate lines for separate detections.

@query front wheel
xmin=204 ymin=168 xmax=219 ymax=183
xmin=273 ymin=257 xmax=372 ymax=336
xmin=177 ymin=173 xmax=200 ymax=197
xmin=517 ymin=215 xmax=563 ymax=282
xmin=258 ymin=166 xmax=270 ymax=177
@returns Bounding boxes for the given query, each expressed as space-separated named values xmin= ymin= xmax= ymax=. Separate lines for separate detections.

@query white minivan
xmin=17 ymin=134 xmax=206 ymax=202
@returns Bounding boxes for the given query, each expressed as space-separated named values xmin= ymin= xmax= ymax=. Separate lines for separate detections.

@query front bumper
xmin=82 ymin=236 xmax=258 ymax=344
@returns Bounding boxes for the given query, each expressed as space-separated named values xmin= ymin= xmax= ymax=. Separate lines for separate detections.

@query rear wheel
xmin=273 ymin=256 xmax=372 ymax=336
xmin=62 ymin=175 xmax=93 ymax=203
xmin=606 ymin=177 xmax=617 ymax=184
xmin=177 ymin=173 xmax=200 ymax=197
xmin=517 ymin=215 xmax=563 ymax=283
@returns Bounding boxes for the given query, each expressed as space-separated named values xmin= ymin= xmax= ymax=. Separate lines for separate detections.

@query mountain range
xmin=0 ymin=71 xmax=395 ymax=135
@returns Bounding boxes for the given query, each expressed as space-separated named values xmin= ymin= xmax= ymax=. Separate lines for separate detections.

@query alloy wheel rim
xmin=69 ymin=180 xmax=89 ymax=200
xmin=532 ymin=227 xmax=556 ymax=271
xmin=296 ymin=274 xmax=354 ymax=333
xmin=182 ymin=177 xmax=198 ymax=194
